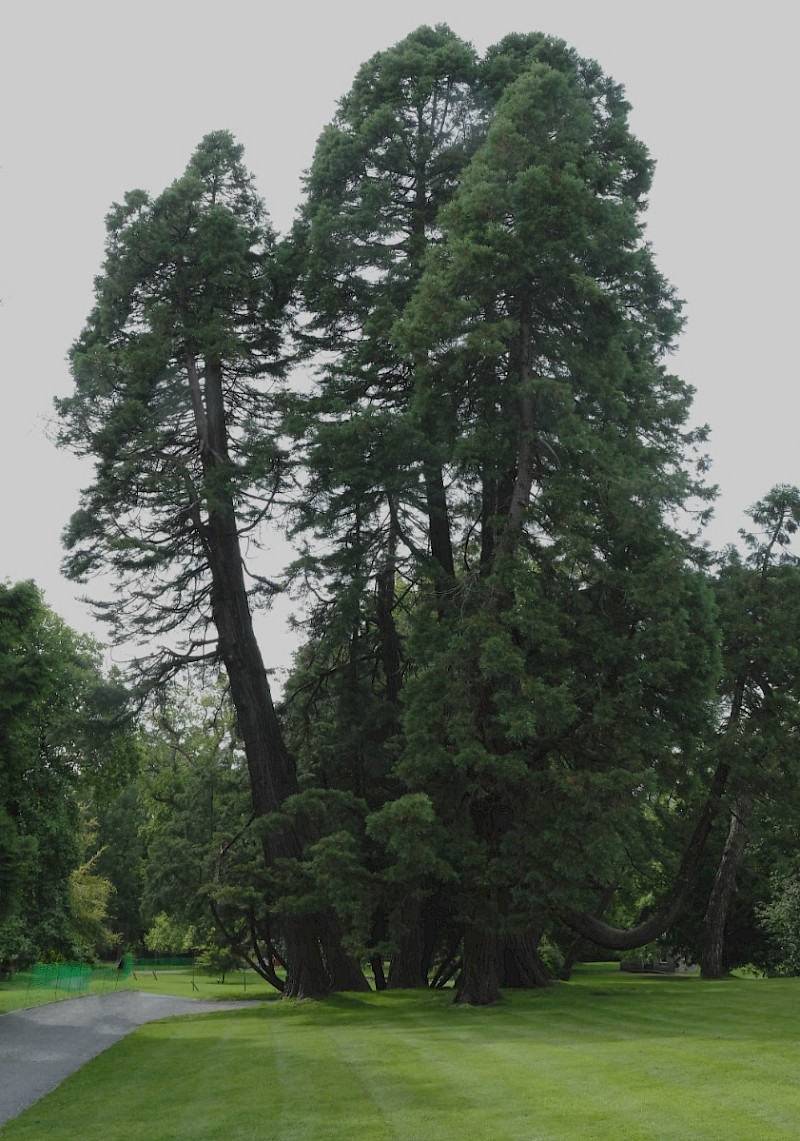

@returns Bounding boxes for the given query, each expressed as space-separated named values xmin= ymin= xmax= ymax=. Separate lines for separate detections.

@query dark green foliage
xmin=195 ymin=938 xmax=245 ymax=982
xmin=56 ymin=131 xmax=284 ymax=664
xmin=286 ymin=26 xmax=482 ymax=764
xmin=288 ymin=27 xmax=721 ymax=1003
xmin=757 ymin=864 xmax=800 ymax=975
xmin=0 ymin=581 xmax=137 ymax=965
xmin=93 ymin=784 xmax=146 ymax=948
xmin=57 ymin=30 xmax=796 ymax=1003
xmin=666 ymin=487 xmax=800 ymax=976
xmin=57 ymin=131 xmax=369 ymax=996
xmin=138 ymin=688 xmax=254 ymax=941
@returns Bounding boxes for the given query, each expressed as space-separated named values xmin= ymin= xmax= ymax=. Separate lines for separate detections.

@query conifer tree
xmin=289 ymin=25 xmax=479 ymax=985
xmin=56 ymin=132 xmax=366 ymax=997
xmin=394 ymin=39 xmax=719 ymax=1002
xmin=698 ymin=487 xmax=800 ymax=977
xmin=289 ymin=30 xmax=723 ymax=1002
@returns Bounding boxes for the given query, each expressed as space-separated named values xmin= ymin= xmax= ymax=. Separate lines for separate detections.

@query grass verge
xmin=3 ymin=965 xmax=800 ymax=1140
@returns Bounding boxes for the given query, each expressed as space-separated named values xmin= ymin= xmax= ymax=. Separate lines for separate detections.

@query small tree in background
xmin=0 ymin=581 xmax=136 ymax=966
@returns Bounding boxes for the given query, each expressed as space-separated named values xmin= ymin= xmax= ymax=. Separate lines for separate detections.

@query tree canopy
xmin=0 ymin=581 xmax=136 ymax=966
xmin=49 ymin=26 xmax=800 ymax=1000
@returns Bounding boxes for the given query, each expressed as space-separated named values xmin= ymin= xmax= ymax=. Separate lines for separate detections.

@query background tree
xmin=664 ymin=487 xmax=800 ymax=977
xmin=67 ymin=813 xmax=119 ymax=960
xmin=755 ymin=855 xmax=800 ymax=975
xmin=138 ymin=684 xmax=283 ymax=988
xmin=0 ymin=581 xmax=135 ymax=966
xmin=91 ymin=783 xmax=146 ymax=951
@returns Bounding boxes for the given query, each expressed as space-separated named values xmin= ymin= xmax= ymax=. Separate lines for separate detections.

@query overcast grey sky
xmin=2 ymin=0 xmax=797 ymax=679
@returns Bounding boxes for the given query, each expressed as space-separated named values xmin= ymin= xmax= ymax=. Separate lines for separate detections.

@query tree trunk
xmin=371 ymin=955 xmax=387 ymax=991
xmin=376 ymin=503 xmax=403 ymax=706
xmin=387 ymin=898 xmax=429 ymax=988
xmin=501 ymin=929 xmax=552 ymax=988
xmin=319 ymin=910 xmax=371 ymax=992
xmin=281 ymin=916 xmax=335 ymax=999
xmin=195 ymin=356 xmax=368 ymax=997
xmin=430 ymin=947 xmax=461 ymax=989
xmin=424 ymin=463 xmax=455 ymax=590
xmin=455 ymin=923 xmax=501 ymax=1005
xmin=700 ymin=794 xmax=754 ymax=979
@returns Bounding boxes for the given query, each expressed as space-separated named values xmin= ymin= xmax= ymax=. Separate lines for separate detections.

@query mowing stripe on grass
xmin=4 ymin=971 xmax=800 ymax=1140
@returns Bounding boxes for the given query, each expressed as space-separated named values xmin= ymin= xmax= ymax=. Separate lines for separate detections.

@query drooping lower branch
xmin=247 ymin=908 xmax=286 ymax=992
xmin=208 ymin=897 xmax=284 ymax=992
xmin=559 ymin=884 xmax=617 ymax=979
xmin=560 ymin=760 xmax=730 ymax=950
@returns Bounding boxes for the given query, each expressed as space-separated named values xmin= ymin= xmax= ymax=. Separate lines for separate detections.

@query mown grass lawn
xmin=3 ymin=965 xmax=800 ymax=1140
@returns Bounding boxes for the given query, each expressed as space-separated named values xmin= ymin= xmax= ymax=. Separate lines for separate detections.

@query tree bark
xmin=455 ymin=923 xmax=501 ymax=1005
xmin=387 ymin=898 xmax=430 ymax=988
xmin=501 ymin=929 xmax=552 ymax=988
xmin=376 ymin=503 xmax=403 ymax=706
xmin=195 ymin=357 xmax=368 ymax=997
xmin=424 ymin=463 xmax=456 ymax=590
xmin=318 ymin=910 xmax=371 ymax=992
xmin=700 ymin=794 xmax=754 ymax=979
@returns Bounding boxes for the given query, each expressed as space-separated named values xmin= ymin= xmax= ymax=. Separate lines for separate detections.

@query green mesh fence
xmin=2 ymin=953 xmax=192 ymax=1009
xmin=27 ymin=962 xmax=93 ymax=994
xmin=92 ymin=953 xmax=135 ymax=990
xmin=10 ymin=955 xmax=137 ymax=1004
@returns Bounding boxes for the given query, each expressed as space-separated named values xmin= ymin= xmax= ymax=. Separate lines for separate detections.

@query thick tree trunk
xmin=281 ymin=916 xmax=335 ymax=999
xmin=501 ymin=929 xmax=552 ymax=988
xmin=700 ymin=794 xmax=754 ymax=979
xmin=193 ymin=356 xmax=368 ymax=997
xmin=455 ymin=923 xmax=501 ymax=1005
xmin=319 ymin=910 xmax=371 ymax=992
xmin=424 ymin=463 xmax=456 ymax=590
xmin=387 ymin=898 xmax=429 ymax=988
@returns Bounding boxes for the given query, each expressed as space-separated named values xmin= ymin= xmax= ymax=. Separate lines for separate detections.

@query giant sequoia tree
xmin=59 ymin=32 xmax=733 ymax=1004
xmin=287 ymin=24 xmax=481 ymax=988
xmin=396 ymin=39 xmax=719 ymax=1003
xmin=56 ymin=131 xmax=366 ymax=997
xmin=288 ymin=30 xmax=721 ymax=1003
xmin=290 ymin=23 xmax=480 ymax=754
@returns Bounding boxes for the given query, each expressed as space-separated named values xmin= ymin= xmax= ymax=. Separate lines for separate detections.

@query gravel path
xmin=0 ymin=990 xmax=256 ymax=1127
